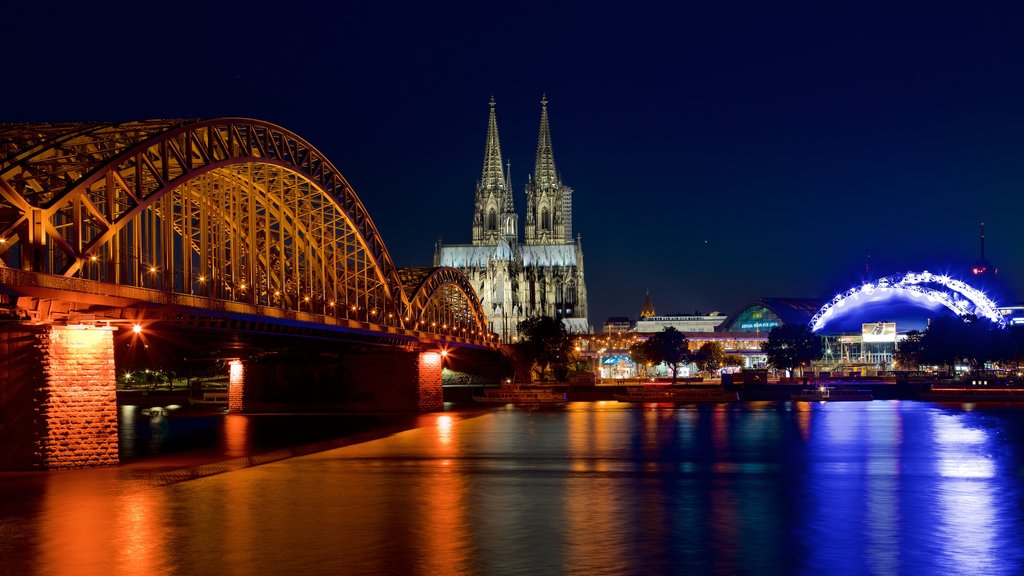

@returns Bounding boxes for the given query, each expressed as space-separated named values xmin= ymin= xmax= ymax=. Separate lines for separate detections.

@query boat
xmin=920 ymin=386 xmax=1024 ymax=402
xmin=614 ymin=385 xmax=738 ymax=403
xmin=791 ymin=386 xmax=873 ymax=402
xmin=472 ymin=384 xmax=567 ymax=404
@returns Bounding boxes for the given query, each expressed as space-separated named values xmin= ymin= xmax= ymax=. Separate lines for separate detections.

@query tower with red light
xmin=971 ymin=222 xmax=998 ymax=278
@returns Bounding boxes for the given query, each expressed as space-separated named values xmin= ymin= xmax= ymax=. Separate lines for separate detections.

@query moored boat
xmin=791 ymin=386 xmax=873 ymax=402
xmin=614 ymin=385 xmax=738 ymax=403
xmin=920 ymin=386 xmax=1024 ymax=402
xmin=472 ymin=384 xmax=566 ymax=404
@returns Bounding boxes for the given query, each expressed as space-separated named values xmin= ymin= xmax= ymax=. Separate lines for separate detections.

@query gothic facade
xmin=434 ymin=96 xmax=589 ymax=341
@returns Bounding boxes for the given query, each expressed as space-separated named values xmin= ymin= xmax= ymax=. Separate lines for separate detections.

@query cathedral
xmin=434 ymin=96 xmax=589 ymax=341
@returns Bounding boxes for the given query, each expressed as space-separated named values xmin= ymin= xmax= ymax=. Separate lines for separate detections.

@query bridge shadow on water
xmin=115 ymin=403 xmax=493 ymax=485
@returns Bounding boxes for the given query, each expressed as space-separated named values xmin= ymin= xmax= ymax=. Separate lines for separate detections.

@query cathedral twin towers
xmin=434 ymin=96 xmax=589 ymax=340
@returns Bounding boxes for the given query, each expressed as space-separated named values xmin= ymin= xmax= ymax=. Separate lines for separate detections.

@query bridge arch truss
xmin=400 ymin=267 xmax=490 ymax=340
xmin=0 ymin=119 xmax=493 ymax=345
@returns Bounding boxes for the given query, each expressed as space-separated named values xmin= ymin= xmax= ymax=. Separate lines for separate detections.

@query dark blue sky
xmin=7 ymin=2 xmax=1024 ymax=326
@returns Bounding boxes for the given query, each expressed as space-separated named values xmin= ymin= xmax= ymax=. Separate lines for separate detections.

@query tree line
xmin=894 ymin=315 xmax=1024 ymax=371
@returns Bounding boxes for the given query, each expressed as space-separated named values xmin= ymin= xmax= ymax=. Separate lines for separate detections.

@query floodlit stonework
xmin=435 ymin=96 xmax=589 ymax=340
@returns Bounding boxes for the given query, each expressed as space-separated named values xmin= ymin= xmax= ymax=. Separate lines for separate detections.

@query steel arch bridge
xmin=809 ymin=271 xmax=1005 ymax=333
xmin=0 ymin=118 xmax=493 ymax=347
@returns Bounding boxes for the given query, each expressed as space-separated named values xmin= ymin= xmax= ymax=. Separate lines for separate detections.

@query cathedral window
xmin=488 ymin=209 xmax=497 ymax=231
xmin=541 ymin=207 xmax=550 ymax=231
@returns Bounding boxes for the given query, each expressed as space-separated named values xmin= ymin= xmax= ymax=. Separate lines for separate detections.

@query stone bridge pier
xmin=0 ymin=323 xmax=118 ymax=470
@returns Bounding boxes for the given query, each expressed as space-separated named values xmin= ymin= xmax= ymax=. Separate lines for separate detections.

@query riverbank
xmin=445 ymin=380 xmax=1024 ymax=403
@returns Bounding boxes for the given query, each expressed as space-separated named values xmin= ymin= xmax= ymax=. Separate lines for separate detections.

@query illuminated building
xmin=632 ymin=292 xmax=725 ymax=333
xmin=715 ymin=298 xmax=822 ymax=368
xmin=435 ymin=96 xmax=589 ymax=340
xmin=603 ymin=317 xmax=631 ymax=334
xmin=810 ymin=271 xmax=1005 ymax=369
xmin=636 ymin=314 xmax=725 ymax=333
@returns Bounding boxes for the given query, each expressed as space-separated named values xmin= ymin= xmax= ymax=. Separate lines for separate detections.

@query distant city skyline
xmin=6 ymin=3 xmax=1024 ymax=327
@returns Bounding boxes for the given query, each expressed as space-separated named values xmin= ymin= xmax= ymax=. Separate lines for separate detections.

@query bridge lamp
xmin=440 ymin=349 xmax=448 ymax=358
xmin=89 ymin=255 xmax=98 ymax=262
xmin=303 ymin=296 xmax=310 ymax=303
xmin=149 ymin=266 xmax=157 ymax=273
xmin=132 ymin=324 xmax=143 ymax=334
xmin=329 ymin=301 xmax=335 ymax=307
xmin=0 ymin=237 xmax=5 ymax=243
xmin=199 ymin=275 xmax=207 ymax=282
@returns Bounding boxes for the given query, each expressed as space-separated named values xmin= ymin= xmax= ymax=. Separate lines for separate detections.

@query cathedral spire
xmin=473 ymin=97 xmax=516 ymax=245
xmin=505 ymin=160 xmax=514 ymax=212
xmin=524 ymin=94 xmax=573 ymax=244
xmin=533 ymin=94 xmax=557 ymax=187
xmin=481 ymin=96 xmax=505 ymax=190
xmin=640 ymin=290 xmax=656 ymax=319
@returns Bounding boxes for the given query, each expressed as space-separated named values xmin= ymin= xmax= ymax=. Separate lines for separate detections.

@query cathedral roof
xmin=436 ymin=242 xmax=580 ymax=268
xmin=520 ymin=244 xmax=578 ymax=267
xmin=437 ymin=241 xmax=514 ymax=268
xmin=481 ymin=96 xmax=506 ymax=191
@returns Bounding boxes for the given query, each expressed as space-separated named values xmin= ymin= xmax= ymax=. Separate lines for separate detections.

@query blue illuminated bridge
xmin=0 ymin=119 xmax=498 ymax=469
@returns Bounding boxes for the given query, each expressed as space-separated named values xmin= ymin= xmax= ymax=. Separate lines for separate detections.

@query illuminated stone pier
xmin=0 ymin=324 xmax=117 ymax=470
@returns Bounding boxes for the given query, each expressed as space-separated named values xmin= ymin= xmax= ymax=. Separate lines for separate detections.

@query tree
xmin=693 ymin=342 xmax=725 ymax=374
xmin=516 ymin=316 xmax=573 ymax=381
xmin=628 ymin=340 xmax=653 ymax=377
xmin=894 ymin=330 xmax=924 ymax=370
xmin=918 ymin=315 xmax=962 ymax=371
xmin=996 ymin=326 xmax=1024 ymax=370
xmin=643 ymin=327 xmax=691 ymax=384
xmin=920 ymin=314 xmax=999 ymax=372
xmin=761 ymin=324 xmax=822 ymax=377
xmin=722 ymin=354 xmax=745 ymax=368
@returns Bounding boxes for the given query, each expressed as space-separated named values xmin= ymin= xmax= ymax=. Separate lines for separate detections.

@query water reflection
xmin=3 ymin=402 xmax=1024 ymax=575
xmin=933 ymin=412 xmax=999 ymax=574
xmin=34 ymin=471 xmax=169 ymax=576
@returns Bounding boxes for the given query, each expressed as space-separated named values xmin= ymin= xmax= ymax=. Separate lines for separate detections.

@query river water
xmin=2 ymin=400 xmax=1024 ymax=575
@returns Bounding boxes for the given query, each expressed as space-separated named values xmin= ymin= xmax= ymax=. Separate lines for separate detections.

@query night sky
xmin=7 ymin=2 xmax=1024 ymax=327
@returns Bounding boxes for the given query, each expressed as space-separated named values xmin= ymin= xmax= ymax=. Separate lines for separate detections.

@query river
xmin=1 ymin=400 xmax=1023 ymax=575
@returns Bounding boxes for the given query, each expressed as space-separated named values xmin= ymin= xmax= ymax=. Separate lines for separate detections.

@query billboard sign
xmin=862 ymin=322 xmax=897 ymax=343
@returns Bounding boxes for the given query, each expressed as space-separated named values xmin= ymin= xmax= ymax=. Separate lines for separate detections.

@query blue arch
xmin=810 ymin=271 xmax=1004 ymax=332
